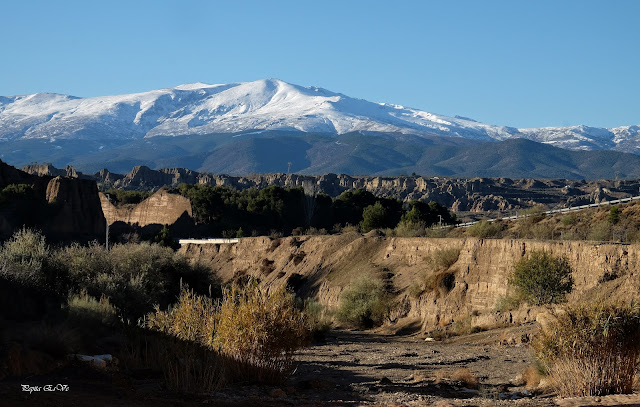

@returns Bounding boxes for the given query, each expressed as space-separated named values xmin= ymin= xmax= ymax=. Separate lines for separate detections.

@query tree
xmin=609 ymin=206 xmax=620 ymax=225
xmin=360 ymin=202 xmax=387 ymax=232
xmin=509 ymin=251 xmax=573 ymax=305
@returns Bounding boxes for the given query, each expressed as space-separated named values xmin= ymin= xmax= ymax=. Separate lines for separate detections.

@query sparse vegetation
xmin=467 ymin=220 xmax=503 ymax=238
xmin=509 ymin=251 xmax=573 ymax=305
xmin=103 ymin=188 xmax=152 ymax=205
xmin=426 ymin=247 xmax=461 ymax=271
xmin=336 ymin=276 xmax=393 ymax=329
xmin=588 ymin=220 xmax=612 ymax=241
xmin=494 ymin=293 xmax=523 ymax=312
xmin=424 ymin=271 xmax=456 ymax=298
xmin=533 ymin=302 xmax=640 ymax=397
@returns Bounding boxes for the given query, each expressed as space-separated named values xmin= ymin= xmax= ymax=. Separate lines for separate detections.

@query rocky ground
xmin=5 ymin=326 xmax=640 ymax=406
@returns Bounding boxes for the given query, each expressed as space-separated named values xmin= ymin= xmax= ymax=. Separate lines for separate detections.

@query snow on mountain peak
xmin=0 ymin=79 xmax=638 ymax=154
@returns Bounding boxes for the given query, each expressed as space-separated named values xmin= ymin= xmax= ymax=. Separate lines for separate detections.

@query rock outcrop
xmin=0 ymin=160 xmax=105 ymax=239
xmin=23 ymin=163 xmax=640 ymax=213
xmin=100 ymin=188 xmax=192 ymax=226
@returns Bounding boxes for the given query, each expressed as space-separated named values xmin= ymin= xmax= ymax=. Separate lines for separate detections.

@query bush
xmin=146 ymin=288 xmax=218 ymax=348
xmin=300 ymin=298 xmax=331 ymax=340
xmin=494 ymin=294 xmax=523 ymax=312
xmin=61 ymin=242 xmax=217 ymax=320
xmin=509 ymin=251 xmax=573 ymax=305
xmin=214 ymin=281 xmax=308 ymax=384
xmin=360 ymin=202 xmax=387 ymax=233
xmin=533 ymin=302 xmax=640 ymax=396
xmin=0 ymin=228 xmax=66 ymax=294
xmin=147 ymin=282 xmax=308 ymax=385
xmin=67 ymin=290 xmax=118 ymax=326
xmin=609 ymin=206 xmax=620 ymax=225
xmin=336 ymin=276 xmax=392 ymax=328
xmin=467 ymin=220 xmax=503 ymax=238
xmin=562 ymin=214 xmax=577 ymax=226
xmin=394 ymin=221 xmax=426 ymax=237
xmin=588 ymin=220 xmax=612 ymax=241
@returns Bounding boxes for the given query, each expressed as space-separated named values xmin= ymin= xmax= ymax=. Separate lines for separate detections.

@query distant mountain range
xmin=1 ymin=79 xmax=639 ymax=178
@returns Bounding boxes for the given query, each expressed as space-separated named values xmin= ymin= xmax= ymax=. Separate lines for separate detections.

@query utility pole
xmin=105 ymin=193 xmax=110 ymax=251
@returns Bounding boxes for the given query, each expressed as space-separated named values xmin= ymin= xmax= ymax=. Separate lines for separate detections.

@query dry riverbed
xmin=4 ymin=326 xmax=640 ymax=406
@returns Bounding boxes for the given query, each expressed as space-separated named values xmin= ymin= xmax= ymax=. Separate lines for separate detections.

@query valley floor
xmin=5 ymin=327 xmax=640 ymax=406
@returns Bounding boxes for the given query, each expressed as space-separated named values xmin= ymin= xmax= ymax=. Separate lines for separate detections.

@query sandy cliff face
xmin=100 ymin=188 xmax=192 ymax=226
xmin=45 ymin=177 xmax=106 ymax=237
xmin=180 ymin=235 xmax=640 ymax=333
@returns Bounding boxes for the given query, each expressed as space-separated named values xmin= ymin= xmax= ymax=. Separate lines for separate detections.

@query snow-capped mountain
xmin=1 ymin=79 xmax=638 ymax=153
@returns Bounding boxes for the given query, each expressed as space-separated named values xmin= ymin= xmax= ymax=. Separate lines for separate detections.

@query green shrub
xmin=394 ymin=220 xmax=426 ymax=237
xmin=468 ymin=220 xmax=503 ymax=238
xmin=562 ymin=214 xmax=577 ymax=226
xmin=533 ymin=302 xmax=640 ymax=396
xmin=0 ymin=228 xmax=66 ymax=293
xmin=509 ymin=251 xmax=573 ymax=306
xmin=103 ymin=189 xmax=151 ymax=205
xmin=0 ymin=184 xmax=36 ymax=205
xmin=360 ymin=202 xmax=387 ymax=233
xmin=336 ymin=276 xmax=393 ymax=328
xmin=609 ymin=206 xmax=620 ymax=225
xmin=61 ymin=242 xmax=217 ymax=320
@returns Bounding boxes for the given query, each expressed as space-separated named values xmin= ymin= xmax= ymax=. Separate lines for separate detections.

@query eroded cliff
xmin=100 ymin=188 xmax=192 ymax=227
xmin=180 ymin=235 xmax=640 ymax=333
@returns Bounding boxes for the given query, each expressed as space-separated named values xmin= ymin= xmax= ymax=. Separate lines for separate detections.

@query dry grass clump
xmin=521 ymin=365 xmax=543 ymax=390
xmin=120 ymin=327 xmax=224 ymax=394
xmin=214 ymin=281 xmax=308 ymax=383
xmin=433 ymin=368 xmax=478 ymax=389
xmin=67 ymin=290 xmax=117 ymax=326
xmin=427 ymin=247 xmax=461 ymax=272
xmin=533 ymin=301 xmax=640 ymax=397
xmin=419 ymin=247 xmax=460 ymax=298
xmin=146 ymin=289 xmax=217 ymax=348
xmin=146 ymin=281 xmax=309 ymax=385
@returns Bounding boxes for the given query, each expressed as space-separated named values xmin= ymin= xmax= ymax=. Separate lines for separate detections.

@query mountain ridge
xmin=1 ymin=79 xmax=639 ymax=153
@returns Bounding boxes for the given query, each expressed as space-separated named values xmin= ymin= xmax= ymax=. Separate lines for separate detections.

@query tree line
xmin=176 ymin=184 xmax=456 ymax=237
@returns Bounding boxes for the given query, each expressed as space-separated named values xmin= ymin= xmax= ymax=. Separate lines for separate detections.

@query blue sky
xmin=1 ymin=0 xmax=638 ymax=128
